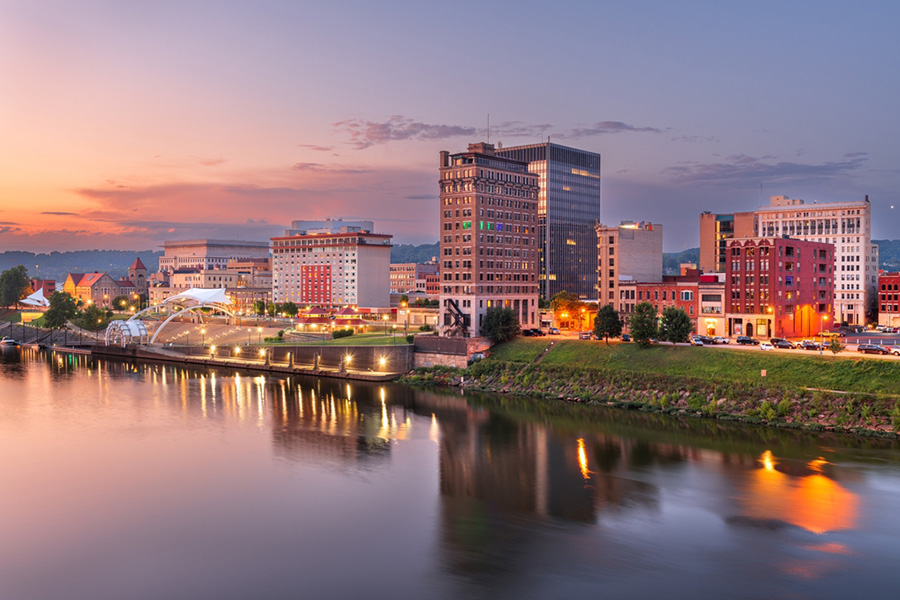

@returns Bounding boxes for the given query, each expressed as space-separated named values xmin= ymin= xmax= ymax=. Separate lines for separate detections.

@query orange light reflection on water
xmin=744 ymin=450 xmax=858 ymax=535
xmin=577 ymin=438 xmax=590 ymax=481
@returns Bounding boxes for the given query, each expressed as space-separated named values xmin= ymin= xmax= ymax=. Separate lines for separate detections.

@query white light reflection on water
xmin=3 ymin=352 xmax=900 ymax=599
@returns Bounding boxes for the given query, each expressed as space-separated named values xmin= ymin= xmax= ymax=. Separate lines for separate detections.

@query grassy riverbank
xmin=403 ymin=339 xmax=900 ymax=436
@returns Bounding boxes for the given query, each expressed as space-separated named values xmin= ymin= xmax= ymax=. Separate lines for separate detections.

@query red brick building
xmin=618 ymin=270 xmax=728 ymax=336
xmin=725 ymin=238 xmax=833 ymax=338
xmin=877 ymin=271 xmax=900 ymax=327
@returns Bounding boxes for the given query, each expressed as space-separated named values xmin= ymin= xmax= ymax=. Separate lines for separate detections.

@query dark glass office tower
xmin=495 ymin=142 xmax=601 ymax=300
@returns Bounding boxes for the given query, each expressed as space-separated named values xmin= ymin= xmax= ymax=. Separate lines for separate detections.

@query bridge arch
xmin=123 ymin=288 xmax=238 ymax=346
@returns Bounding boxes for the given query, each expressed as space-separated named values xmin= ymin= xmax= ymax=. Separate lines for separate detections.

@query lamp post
xmin=382 ymin=313 xmax=389 ymax=335
xmin=820 ymin=314 xmax=829 ymax=355
xmin=257 ymin=326 xmax=262 ymax=345
xmin=200 ymin=328 xmax=206 ymax=347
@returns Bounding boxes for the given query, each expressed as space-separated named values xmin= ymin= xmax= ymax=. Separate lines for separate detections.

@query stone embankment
xmin=402 ymin=360 xmax=900 ymax=438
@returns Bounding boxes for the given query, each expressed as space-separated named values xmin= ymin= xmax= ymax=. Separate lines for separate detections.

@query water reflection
xmin=2 ymin=350 xmax=900 ymax=599
xmin=742 ymin=450 xmax=858 ymax=535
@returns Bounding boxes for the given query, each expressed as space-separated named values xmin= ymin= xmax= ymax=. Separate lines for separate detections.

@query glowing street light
xmin=200 ymin=328 xmax=206 ymax=346
xmin=257 ymin=326 xmax=262 ymax=345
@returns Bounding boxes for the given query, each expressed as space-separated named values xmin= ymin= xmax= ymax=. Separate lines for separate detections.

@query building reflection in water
xmin=742 ymin=449 xmax=858 ymax=535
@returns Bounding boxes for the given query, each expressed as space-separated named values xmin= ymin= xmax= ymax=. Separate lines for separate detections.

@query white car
xmin=713 ymin=336 xmax=729 ymax=344
xmin=759 ymin=342 xmax=774 ymax=351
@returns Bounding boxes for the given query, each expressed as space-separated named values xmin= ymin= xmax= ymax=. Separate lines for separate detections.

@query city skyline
xmin=2 ymin=1 xmax=898 ymax=253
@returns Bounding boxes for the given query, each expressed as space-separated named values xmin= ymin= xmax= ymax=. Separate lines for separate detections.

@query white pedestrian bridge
xmin=105 ymin=288 xmax=236 ymax=346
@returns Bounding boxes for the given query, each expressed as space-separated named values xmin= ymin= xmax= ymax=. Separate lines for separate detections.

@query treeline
xmin=391 ymin=243 xmax=439 ymax=264
xmin=0 ymin=250 xmax=161 ymax=283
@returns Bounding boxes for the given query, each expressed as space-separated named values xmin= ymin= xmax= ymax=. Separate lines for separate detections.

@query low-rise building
xmin=877 ymin=271 xmax=900 ymax=327
xmin=390 ymin=262 xmax=439 ymax=294
xmin=63 ymin=272 xmax=135 ymax=308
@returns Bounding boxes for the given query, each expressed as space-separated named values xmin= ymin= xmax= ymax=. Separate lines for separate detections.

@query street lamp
xmin=382 ymin=313 xmax=389 ymax=334
xmin=257 ymin=326 xmax=262 ymax=345
xmin=820 ymin=314 xmax=829 ymax=354
xmin=200 ymin=328 xmax=206 ymax=346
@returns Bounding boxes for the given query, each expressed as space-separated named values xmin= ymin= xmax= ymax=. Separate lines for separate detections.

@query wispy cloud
xmin=291 ymin=162 xmax=373 ymax=174
xmin=297 ymin=144 xmax=334 ymax=152
xmin=0 ymin=225 xmax=21 ymax=234
xmin=333 ymin=116 xmax=477 ymax=149
xmin=664 ymin=153 xmax=868 ymax=185
xmin=41 ymin=211 xmax=78 ymax=216
xmin=567 ymin=121 xmax=663 ymax=137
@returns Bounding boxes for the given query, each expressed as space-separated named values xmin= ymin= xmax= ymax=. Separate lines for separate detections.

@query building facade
xmin=271 ymin=222 xmax=391 ymax=308
xmin=158 ymin=239 xmax=270 ymax=275
xmin=617 ymin=272 xmax=727 ymax=337
xmin=699 ymin=211 xmax=756 ymax=273
xmin=438 ymin=142 xmax=540 ymax=337
xmin=755 ymin=195 xmax=876 ymax=326
xmin=877 ymin=272 xmax=900 ymax=327
xmin=63 ymin=272 xmax=135 ymax=308
xmin=390 ymin=262 xmax=439 ymax=294
xmin=495 ymin=142 xmax=601 ymax=300
xmin=596 ymin=221 xmax=663 ymax=312
xmin=700 ymin=195 xmax=876 ymax=325
xmin=724 ymin=237 xmax=834 ymax=338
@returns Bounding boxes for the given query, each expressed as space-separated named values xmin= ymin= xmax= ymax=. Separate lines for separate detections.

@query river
xmin=2 ymin=347 xmax=900 ymax=599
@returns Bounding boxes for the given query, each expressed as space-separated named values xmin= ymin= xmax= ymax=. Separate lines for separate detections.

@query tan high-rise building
xmin=596 ymin=221 xmax=663 ymax=312
xmin=699 ymin=211 xmax=756 ymax=273
xmin=439 ymin=143 xmax=540 ymax=337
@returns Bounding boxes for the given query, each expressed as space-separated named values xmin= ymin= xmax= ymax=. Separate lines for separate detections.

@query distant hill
xmin=391 ymin=243 xmax=439 ymax=264
xmin=874 ymin=239 xmax=900 ymax=270
xmin=0 ymin=250 xmax=161 ymax=283
xmin=663 ymin=247 xmax=700 ymax=275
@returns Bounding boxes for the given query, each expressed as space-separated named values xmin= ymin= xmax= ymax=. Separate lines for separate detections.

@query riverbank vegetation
xmin=403 ymin=339 xmax=900 ymax=436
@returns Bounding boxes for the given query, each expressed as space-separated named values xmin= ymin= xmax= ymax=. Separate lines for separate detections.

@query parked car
xmin=858 ymin=343 xmax=889 ymax=355
xmin=548 ymin=327 xmax=561 ymax=335
xmin=736 ymin=336 xmax=760 ymax=345
xmin=712 ymin=336 xmax=729 ymax=344
xmin=621 ymin=333 xmax=631 ymax=342
xmin=829 ymin=330 xmax=847 ymax=337
xmin=531 ymin=328 xmax=546 ymax=336
xmin=770 ymin=337 xmax=795 ymax=349
xmin=887 ymin=346 xmax=900 ymax=356
xmin=759 ymin=342 xmax=775 ymax=351
xmin=799 ymin=340 xmax=821 ymax=350
xmin=521 ymin=329 xmax=534 ymax=337
xmin=690 ymin=336 xmax=705 ymax=346
xmin=578 ymin=331 xmax=592 ymax=340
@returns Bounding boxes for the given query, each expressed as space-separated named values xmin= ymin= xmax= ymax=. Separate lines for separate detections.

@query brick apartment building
xmin=724 ymin=237 xmax=834 ymax=338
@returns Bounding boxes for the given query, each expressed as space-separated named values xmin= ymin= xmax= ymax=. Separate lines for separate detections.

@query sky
xmin=1 ymin=0 xmax=898 ymax=253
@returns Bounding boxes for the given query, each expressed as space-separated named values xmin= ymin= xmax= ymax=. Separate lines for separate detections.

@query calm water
xmin=3 ymin=348 xmax=900 ymax=599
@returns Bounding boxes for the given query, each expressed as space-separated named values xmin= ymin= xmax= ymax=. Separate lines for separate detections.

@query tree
xmin=281 ymin=301 xmax=298 ymax=317
xmin=481 ymin=307 xmax=521 ymax=344
xmin=267 ymin=302 xmax=278 ymax=317
xmin=399 ymin=294 xmax=409 ymax=305
xmin=253 ymin=299 xmax=266 ymax=315
xmin=628 ymin=302 xmax=658 ymax=348
xmin=112 ymin=295 xmax=130 ymax=311
xmin=593 ymin=304 xmax=622 ymax=345
xmin=43 ymin=292 xmax=78 ymax=329
xmin=829 ymin=337 xmax=845 ymax=354
xmin=658 ymin=306 xmax=693 ymax=346
xmin=0 ymin=265 xmax=29 ymax=307
xmin=79 ymin=303 xmax=107 ymax=332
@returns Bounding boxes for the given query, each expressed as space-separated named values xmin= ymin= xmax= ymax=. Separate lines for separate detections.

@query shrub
xmin=405 ymin=334 xmax=415 ymax=344
xmin=418 ymin=324 xmax=433 ymax=332
xmin=332 ymin=328 xmax=355 ymax=339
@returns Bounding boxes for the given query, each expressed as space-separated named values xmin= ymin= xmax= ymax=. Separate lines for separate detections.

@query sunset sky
xmin=2 ymin=0 xmax=898 ymax=253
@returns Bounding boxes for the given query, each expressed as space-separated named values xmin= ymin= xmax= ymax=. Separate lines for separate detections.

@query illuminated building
xmin=701 ymin=195 xmax=876 ymax=325
xmin=495 ymin=142 xmax=601 ymax=300
xmin=438 ymin=142 xmax=540 ymax=336
xmin=724 ymin=237 xmax=834 ymax=338
xmin=271 ymin=219 xmax=392 ymax=308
